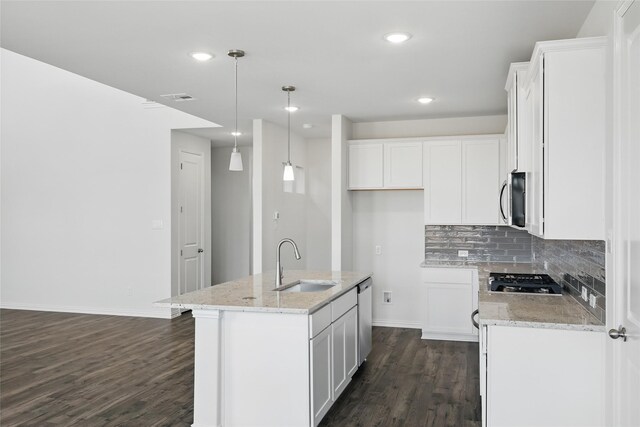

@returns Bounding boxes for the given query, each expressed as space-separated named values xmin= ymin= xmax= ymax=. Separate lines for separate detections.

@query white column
xmin=191 ymin=309 xmax=223 ymax=427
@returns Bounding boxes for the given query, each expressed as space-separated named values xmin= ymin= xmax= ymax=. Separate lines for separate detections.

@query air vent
xmin=141 ymin=99 xmax=166 ymax=109
xmin=160 ymin=93 xmax=197 ymax=102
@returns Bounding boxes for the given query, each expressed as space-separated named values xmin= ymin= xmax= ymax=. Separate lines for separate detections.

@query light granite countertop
xmin=421 ymin=261 xmax=605 ymax=332
xmin=155 ymin=270 xmax=372 ymax=314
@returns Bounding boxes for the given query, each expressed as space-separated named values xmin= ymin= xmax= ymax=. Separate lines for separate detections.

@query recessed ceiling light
xmin=384 ymin=32 xmax=412 ymax=44
xmin=418 ymin=97 xmax=434 ymax=104
xmin=285 ymin=106 xmax=299 ymax=112
xmin=231 ymin=131 xmax=242 ymax=136
xmin=190 ymin=52 xmax=213 ymax=61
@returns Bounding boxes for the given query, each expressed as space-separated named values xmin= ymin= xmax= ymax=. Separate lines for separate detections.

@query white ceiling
xmin=1 ymin=1 xmax=594 ymax=146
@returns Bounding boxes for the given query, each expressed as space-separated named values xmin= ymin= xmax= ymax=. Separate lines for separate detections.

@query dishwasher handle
xmin=357 ymin=278 xmax=372 ymax=292
xmin=471 ymin=309 xmax=480 ymax=329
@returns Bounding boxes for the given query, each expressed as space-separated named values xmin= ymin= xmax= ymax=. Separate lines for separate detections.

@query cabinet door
xmin=486 ymin=326 xmax=604 ymax=427
xmin=331 ymin=305 xmax=358 ymax=400
xmin=348 ymin=143 xmax=383 ymax=189
xmin=462 ymin=139 xmax=501 ymax=225
xmin=310 ymin=326 xmax=332 ymax=427
xmin=506 ymin=79 xmax=518 ymax=173
xmin=422 ymin=268 xmax=478 ymax=340
xmin=525 ymin=59 xmax=544 ymax=237
xmin=424 ymin=140 xmax=462 ymax=224
xmin=383 ymin=142 xmax=423 ymax=188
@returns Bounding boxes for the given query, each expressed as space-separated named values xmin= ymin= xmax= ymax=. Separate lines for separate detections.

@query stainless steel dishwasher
xmin=357 ymin=278 xmax=372 ymax=365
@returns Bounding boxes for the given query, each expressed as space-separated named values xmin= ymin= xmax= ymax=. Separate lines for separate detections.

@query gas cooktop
xmin=488 ymin=272 xmax=563 ymax=295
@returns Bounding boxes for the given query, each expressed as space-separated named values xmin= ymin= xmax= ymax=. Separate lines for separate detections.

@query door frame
xmin=608 ymin=1 xmax=638 ymax=425
xmin=171 ymin=131 xmax=211 ymax=306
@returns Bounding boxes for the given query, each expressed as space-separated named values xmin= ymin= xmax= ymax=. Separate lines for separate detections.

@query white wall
xmin=259 ymin=120 xmax=307 ymax=274
xmin=171 ymin=130 xmax=211 ymax=304
xmin=350 ymin=115 xmax=508 ymax=327
xmin=305 ymin=138 xmax=331 ymax=270
xmin=351 ymin=115 xmax=507 ymax=140
xmin=577 ymin=0 xmax=617 ymax=37
xmin=0 ymin=49 xmax=217 ymax=318
xmin=211 ymin=146 xmax=252 ymax=283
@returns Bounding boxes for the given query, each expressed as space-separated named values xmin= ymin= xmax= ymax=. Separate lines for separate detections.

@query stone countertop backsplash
xmin=155 ymin=270 xmax=372 ymax=315
xmin=421 ymin=260 xmax=605 ymax=332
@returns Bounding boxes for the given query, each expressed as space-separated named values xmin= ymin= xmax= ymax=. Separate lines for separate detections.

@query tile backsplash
xmin=532 ymin=237 xmax=606 ymax=323
xmin=425 ymin=225 xmax=532 ymax=263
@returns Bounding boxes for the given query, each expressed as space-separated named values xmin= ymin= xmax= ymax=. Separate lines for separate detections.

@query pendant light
xmin=282 ymin=85 xmax=296 ymax=181
xmin=228 ymin=49 xmax=244 ymax=171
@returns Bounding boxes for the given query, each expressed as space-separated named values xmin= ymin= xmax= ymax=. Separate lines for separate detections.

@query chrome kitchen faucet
xmin=275 ymin=238 xmax=301 ymax=288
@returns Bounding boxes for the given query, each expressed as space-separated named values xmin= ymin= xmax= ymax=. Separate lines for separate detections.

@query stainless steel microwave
xmin=499 ymin=172 xmax=525 ymax=227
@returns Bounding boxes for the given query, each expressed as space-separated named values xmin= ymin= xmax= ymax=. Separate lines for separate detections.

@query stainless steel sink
xmin=274 ymin=280 xmax=337 ymax=293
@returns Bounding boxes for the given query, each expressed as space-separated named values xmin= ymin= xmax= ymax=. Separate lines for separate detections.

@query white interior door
xmin=180 ymin=150 xmax=204 ymax=295
xmin=611 ymin=2 xmax=640 ymax=426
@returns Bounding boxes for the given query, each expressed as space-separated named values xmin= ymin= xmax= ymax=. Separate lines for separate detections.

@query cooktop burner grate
xmin=488 ymin=272 xmax=563 ymax=294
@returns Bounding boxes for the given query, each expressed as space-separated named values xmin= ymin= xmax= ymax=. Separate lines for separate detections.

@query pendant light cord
xmin=234 ymin=56 xmax=238 ymax=151
xmin=287 ymin=90 xmax=291 ymax=162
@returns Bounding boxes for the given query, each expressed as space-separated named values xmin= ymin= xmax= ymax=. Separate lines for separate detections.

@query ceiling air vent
xmin=160 ymin=93 xmax=197 ymax=102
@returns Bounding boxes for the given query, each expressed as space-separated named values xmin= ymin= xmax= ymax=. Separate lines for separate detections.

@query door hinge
xmin=180 ymin=206 xmax=183 ymax=213
xmin=180 ymin=163 xmax=183 ymax=170
xmin=180 ymin=250 xmax=183 ymax=257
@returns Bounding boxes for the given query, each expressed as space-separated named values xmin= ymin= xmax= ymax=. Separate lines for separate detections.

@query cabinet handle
xmin=499 ymin=181 xmax=508 ymax=223
xmin=471 ymin=309 xmax=480 ymax=329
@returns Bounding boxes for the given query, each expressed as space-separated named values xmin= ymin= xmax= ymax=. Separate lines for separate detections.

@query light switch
xmin=375 ymin=245 xmax=382 ymax=255
xmin=151 ymin=220 xmax=164 ymax=230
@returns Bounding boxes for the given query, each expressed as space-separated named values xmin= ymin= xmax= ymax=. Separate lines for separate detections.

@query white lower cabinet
xmin=480 ymin=324 xmax=605 ymax=427
xmin=309 ymin=289 xmax=359 ymax=426
xmin=310 ymin=326 xmax=333 ymax=426
xmin=331 ymin=305 xmax=358 ymax=400
xmin=421 ymin=267 xmax=479 ymax=342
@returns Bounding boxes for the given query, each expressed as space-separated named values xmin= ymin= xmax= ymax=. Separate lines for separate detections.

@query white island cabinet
xmin=156 ymin=271 xmax=371 ymax=427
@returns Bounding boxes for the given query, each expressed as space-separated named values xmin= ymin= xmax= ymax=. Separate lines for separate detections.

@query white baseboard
xmin=0 ymin=302 xmax=175 ymax=319
xmin=420 ymin=330 xmax=479 ymax=342
xmin=372 ymin=319 xmax=422 ymax=329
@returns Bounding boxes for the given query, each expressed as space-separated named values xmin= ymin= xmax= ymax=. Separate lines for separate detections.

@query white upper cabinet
xmin=384 ymin=142 xmax=423 ymax=188
xmin=424 ymin=136 xmax=502 ymax=225
xmin=348 ymin=142 xmax=383 ymax=189
xmin=504 ymin=62 xmax=530 ymax=175
xmin=424 ymin=140 xmax=462 ymax=224
xmin=521 ymin=37 xmax=606 ymax=240
xmin=462 ymin=139 xmax=501 ymax=224
xmin=348 ymin=140 xmax=422 ymax=190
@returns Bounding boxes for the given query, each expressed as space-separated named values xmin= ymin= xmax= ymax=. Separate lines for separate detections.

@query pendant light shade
xmin=282 ymin=85 xmax=296 ymax=181
xmin=283 ymin=162 xmax=295 ymax=181
xmin=228 ymin=49 xmax=245 ymax=171
xmin=229 ymin=147 xmax=243 ymax=171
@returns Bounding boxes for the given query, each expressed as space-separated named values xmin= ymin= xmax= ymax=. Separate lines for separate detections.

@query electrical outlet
xmin=589 ymin=293 xmax=597 ymax=308
xmin=581 ymin=286 xmax=588 ymax=301
xmin=458 ymin=250 xmax=469 ymax=258
xmin=127 ymin=287 xmax=133 ymax=297
xmin=543 ymin=261 xmax=549 ymax=270
xmin=273 ymin=211 xmax=280 ymax=220
xmin=383 ymin=291 xmax=392 ymax=304
xmin=375 ymin=245 xmax=382 ymax=255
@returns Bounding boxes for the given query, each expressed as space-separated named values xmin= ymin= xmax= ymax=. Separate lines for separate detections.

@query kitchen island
xmin=156 ymin=270 xmax=372 ymax=427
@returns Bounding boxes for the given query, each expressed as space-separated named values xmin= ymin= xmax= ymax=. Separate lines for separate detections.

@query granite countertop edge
xmin=155 ymin=270 xmax=373 ymax=315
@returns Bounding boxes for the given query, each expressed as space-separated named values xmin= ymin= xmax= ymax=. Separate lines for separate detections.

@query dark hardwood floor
xmin=0 ymin=309 xmax=480 ymax=426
